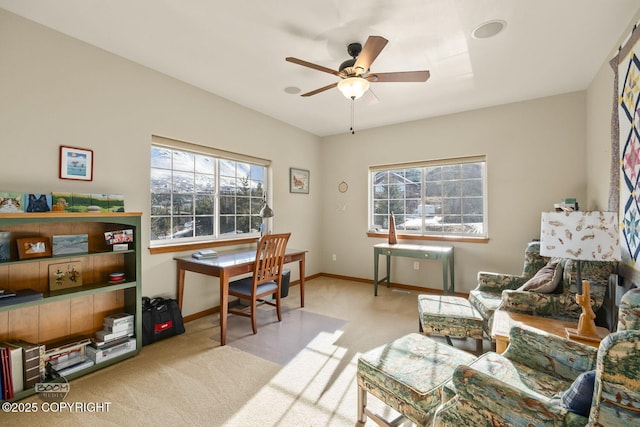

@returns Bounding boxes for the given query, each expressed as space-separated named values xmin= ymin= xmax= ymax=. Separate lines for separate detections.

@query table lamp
xmin=259 ymin=194 xmax=274 ymax=238
xmin=539 ymin=211 xmax=621 ymax=342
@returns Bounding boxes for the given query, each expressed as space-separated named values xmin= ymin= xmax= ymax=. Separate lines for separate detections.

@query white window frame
xmin=150 ymin=135 xmax=271 ymax=246
xmin=369 ymin=155 xmax=487 ymax=239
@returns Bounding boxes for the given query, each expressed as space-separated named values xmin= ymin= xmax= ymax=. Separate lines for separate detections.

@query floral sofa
xmin=469 ymin=241 xmax=617 ymax=340
xmin=433 ymin=288 xmax=640 ymax=426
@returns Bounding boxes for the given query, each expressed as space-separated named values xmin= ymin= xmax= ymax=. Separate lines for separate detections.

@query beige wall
xmin=320 ymin=93 xmax=587 ymax=292
xmin=1 ymin=8 xmax=635 ymax=308
xmin=0 ymin=10 xmax=321 ymax=316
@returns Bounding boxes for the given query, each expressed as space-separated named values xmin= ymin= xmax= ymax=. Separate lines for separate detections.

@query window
xmin=150 ymin=137 xmax=269 ymax=245
xmin=370 ymin=156 xmax=487 ymax=238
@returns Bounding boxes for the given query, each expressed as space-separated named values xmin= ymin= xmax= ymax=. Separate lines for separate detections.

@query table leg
xmin=449 ymin=251 xmax=455 ymax=294
xmin=177 ymin=264 xmax=186 ymax=310
xmin=441 ymin=257 xmax=449 ymax=295
xmin=385 ymin=255 xmax=391 ymax=288
xmin=219 ymin=270 xmax=229 ymax=346
xmin=373 ymin=251 xmax=379 ymax=296
xmin=299 ymin=256 xmax=305 ymax=307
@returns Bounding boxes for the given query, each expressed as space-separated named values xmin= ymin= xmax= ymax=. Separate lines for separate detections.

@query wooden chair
xmin=228 ymin=232 xmax=291 ymax=334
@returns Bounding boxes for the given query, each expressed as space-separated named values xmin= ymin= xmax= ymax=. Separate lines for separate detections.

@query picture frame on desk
xmin=17 ymin=237 xmax=51 ymax=260
xmin=59 ymin=145 xmax=94 ymax=181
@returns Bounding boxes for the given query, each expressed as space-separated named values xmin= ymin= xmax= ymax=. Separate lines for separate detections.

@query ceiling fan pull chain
xmin=350 ymin=96 xmax=355 ymax=134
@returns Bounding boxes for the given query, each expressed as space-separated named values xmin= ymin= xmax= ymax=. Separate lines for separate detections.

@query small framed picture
xmin=59 ymin=146 xmax=94 ymax=181
xmin=17 ymin=237 xmax=51 ymax=259
xmin=290 ymin=168 xmax=310 ymax=194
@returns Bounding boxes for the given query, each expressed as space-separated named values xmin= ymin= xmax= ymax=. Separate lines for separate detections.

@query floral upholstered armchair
xmin=433 ymin=288 xmax=640 ymax=427
xmin=469 ymin=241 xmax=617 ymax=340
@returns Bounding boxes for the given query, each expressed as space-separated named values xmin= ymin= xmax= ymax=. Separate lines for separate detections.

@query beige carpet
xmin=0 ymin=277 xmax=485 ymax=427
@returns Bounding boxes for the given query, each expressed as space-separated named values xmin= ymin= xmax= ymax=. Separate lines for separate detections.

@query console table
xmin=373 ymin=243 xmax=455 ymax=295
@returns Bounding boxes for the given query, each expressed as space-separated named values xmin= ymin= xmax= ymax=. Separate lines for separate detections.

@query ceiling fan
xmin=285 ymin=35 xmax=430 ymax=100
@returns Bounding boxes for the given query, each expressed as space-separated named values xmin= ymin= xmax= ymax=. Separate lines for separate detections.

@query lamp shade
xmin=259 ymin=203 xmax=274 ymax=218
xmin=337 ymin=77 xmax=370 ymax=99
xmin=540 ymin=211 xmax=621 ymax=262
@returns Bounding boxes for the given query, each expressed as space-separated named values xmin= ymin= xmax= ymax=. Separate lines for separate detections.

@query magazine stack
xmin=88 ymin=313 xmax=136 ymax=364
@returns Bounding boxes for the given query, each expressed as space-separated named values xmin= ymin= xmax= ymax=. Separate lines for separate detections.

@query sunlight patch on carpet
xmin=212 ymin=306 xmax=346 ymax=365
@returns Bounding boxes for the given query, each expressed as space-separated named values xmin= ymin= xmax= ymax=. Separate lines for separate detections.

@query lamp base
xmin=565 ymin=327 xmax=608 ymax=343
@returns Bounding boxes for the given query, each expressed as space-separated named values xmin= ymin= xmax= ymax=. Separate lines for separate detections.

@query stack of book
xmin=88 ymin=313 xmax=136 ymax=363
xmin=44 ymin=336 xmax=94 ymax=379
xmin=192 ymin=249 xmax=217 ymax=259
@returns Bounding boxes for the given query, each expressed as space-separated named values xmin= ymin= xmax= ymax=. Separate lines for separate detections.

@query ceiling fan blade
xmin=353 ymin=36 xmax=388 ymax=74
xmin=368 ymin=70 xmax=431 ymax=83
xmin=286 ymin=57 xmax=341 ymax=76
xmin=301 ymin=82 xmax=339 ymax=97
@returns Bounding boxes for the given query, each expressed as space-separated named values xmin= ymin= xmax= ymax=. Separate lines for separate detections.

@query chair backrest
xmin=617 ymin=287 xmax=640 ymax=331
xmin=253 ymin=233 xmax=291 ymax=287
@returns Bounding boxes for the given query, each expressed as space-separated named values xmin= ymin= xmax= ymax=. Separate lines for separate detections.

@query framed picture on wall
xmin=290 ymin=168 xmax=310 ymax=194
xmin=59 ymin=146 xmax=94 ymax=181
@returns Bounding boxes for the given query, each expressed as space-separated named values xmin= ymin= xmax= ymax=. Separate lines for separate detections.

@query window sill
xmin=366 ymin=231 xmax=489 ymax=244
xmin=149 ymin=236 xmax=259 ymax=255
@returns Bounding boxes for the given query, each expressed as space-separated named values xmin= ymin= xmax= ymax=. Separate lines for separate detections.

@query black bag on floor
xmin=142 ymin=296 xmax=185 ymax=346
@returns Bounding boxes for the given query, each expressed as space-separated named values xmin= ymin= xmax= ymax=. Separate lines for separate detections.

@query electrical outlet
xmin=332 ymin=254 xmax=337 ymax=261
xmin=413 ymin=261 xmax=420 ymax=270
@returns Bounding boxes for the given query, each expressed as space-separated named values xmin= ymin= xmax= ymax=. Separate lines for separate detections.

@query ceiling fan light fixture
xmin=337 ymin=77 xmax=370 ymax=99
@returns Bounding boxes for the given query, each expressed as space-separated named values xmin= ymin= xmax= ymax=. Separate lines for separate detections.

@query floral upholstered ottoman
xmin=357 ymin=333 xmax=476 ymax=426
xmin=418 ymin=294 xmax=484 ymax=354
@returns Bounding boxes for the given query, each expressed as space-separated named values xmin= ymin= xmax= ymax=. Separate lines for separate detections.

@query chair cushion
xmin=357 ymin=333 xmax=475 ymax=424
xmin=228 ymin=276 xmax=278 ymax=296
xmin=518 ymin=259 xmax=562 ymax=293
xmin=560 ymin=370 xmax=596 ymax=417
xmin=418 ymin=295 xmax=484 ymax=339
xmin=444 ymin=351 xmax=573 ymax=401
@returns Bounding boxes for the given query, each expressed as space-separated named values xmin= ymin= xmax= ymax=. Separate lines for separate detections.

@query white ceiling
xmin=1 ymin=0 xmax=639 ymax=137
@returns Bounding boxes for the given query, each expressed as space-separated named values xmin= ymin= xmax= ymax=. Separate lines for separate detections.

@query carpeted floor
xmin=0 ymin=277 xmax=488 ymax=427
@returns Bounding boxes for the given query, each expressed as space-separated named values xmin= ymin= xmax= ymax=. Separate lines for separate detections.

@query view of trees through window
xmin=150 ymin=145 xmax=266 ymax=243
xmin=371 ymin=158 xmax=486 ymax=237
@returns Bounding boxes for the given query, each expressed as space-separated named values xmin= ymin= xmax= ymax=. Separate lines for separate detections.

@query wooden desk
xmin=175 ymin=248 xmax=307 ymax=346
xmin=491 ymin=309 xmax=609 ymax=353
xmin=373 ymin=243 xmax=454 ymax=295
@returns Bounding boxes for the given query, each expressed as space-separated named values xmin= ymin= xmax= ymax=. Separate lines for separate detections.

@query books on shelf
xmin=87 ymin=337 xmax=136 ymax=363
xmin=43 ymin=336 xmax=92 ymax=379
xmin=8 ymin=340 xmax=44 ymax=390
xmin=0 ymin=289 xmax=43 ymax=308
xmin=0 ymin=346 xmax=13 ymax=400
xmin=46 ymin=354 xmax=94 ymax=377
xmin=1 ymin=343 xmax=23 ymax=396
xmin=94 ymin=313 xmax=134 ymax=346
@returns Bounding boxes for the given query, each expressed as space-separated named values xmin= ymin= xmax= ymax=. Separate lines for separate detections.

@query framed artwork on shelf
xmin=290 ymin=168 xmax=310 ymax=194
xmin=17 ymin=237 xmax=51 ymax=259
xmin=59 ymin=146 xmax=94 ymax=181
xmin=0 ymin=232 xmax=10 ymax=262
xmin=52 ymin=234 xmax=88 ymax=256
xmin=49 ymin=261 xmax=83 ymax=291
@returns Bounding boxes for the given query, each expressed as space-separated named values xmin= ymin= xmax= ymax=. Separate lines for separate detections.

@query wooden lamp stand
xmin=565 ymin=280 xmax=609 ymax=343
